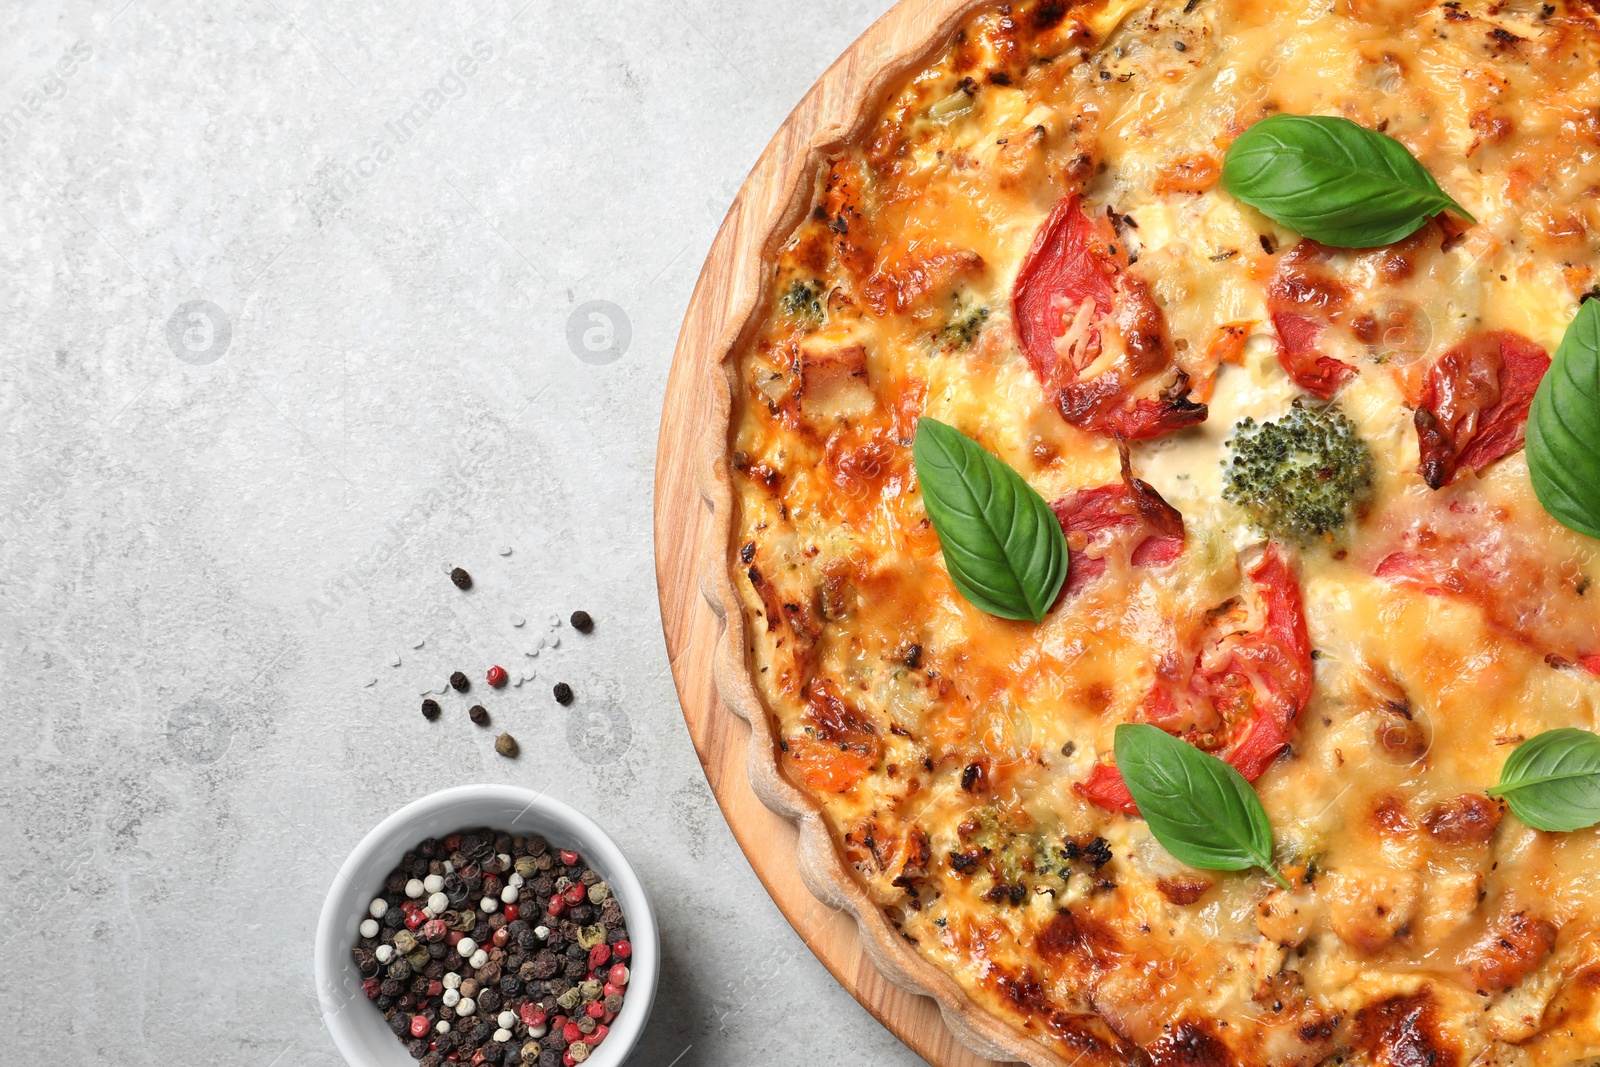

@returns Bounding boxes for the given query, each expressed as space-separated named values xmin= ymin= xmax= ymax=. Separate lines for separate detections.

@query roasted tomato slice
xmin=1266 ymin=241 xmax=1359 ymax=399
xmin=1050 ymin=450 xmax=1185 ymax=600
xmin=1414 ymin=331 xmax=1550 ymax=489
xmin=1078 ymin=544 xmax=1312 ymax=814
xmin=1369 ymin=497 xmax=1600 ymax=674
xmin=1013 ymin=195 xmax=1207 ymax=440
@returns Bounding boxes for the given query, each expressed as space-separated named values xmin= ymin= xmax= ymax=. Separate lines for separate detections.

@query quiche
xmin=718 ymin=1 xmax=1600 ymax=1064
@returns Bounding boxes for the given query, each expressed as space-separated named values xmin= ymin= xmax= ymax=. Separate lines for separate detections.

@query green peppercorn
xmin=495 ymin=733 xmax=519 ymax=758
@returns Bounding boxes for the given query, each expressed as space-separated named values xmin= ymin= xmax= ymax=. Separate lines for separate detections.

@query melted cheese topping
xmin=728 ymin=2 xmax=1600 ymax=1064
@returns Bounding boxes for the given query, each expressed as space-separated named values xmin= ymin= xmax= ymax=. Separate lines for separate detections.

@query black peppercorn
xmin=450 ymin=567 xmax=473 ymax=590
xmin=552 ymin=682 xmax=573 ymax=706
xmin=421 ymin=699 xmax=441 ymax=721
xmin=569 ymin=610 xmax=593 ymax=633
xmin=388 ymin=1013 xmax=410 ymax=1036
xmin=451 ymin=671 xmax=470 ymax=693
xmin=469 ymin=704 xmax=489 ymax=726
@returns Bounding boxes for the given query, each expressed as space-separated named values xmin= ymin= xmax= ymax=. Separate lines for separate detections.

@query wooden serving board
xmin=653 ymin=2 xmax=1002 ymax=1064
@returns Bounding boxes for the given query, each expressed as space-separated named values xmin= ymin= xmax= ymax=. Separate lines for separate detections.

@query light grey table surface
xmin=1 ymin=2 xmax=931 ymax=1064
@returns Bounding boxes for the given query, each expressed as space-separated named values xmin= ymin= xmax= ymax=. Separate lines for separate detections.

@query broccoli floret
xmin=938 ymin=302 xmax=989 ymax=350
xmin=1223 ymin=401 xmax=1374 ymax=544
xmin=779 ymin=279 xmax=824 ymax=328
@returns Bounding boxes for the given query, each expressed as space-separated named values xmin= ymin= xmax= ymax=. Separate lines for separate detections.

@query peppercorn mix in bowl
xmin=316 ymin=786 xmax=657 ymax=1067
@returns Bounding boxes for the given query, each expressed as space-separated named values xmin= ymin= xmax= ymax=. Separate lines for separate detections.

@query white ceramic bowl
xmin=315 ymin=785 xmax=658 ymax=1067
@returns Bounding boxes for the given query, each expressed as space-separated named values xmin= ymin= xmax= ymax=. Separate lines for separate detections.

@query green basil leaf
xmin=1114 ymin=724 xmax=1290 ymax=888
xmin=1528 ymin=300 xmax=1600 ymax=540
xmin=1486 ymin=727 xmax=1600 ymax=833
xmin=912 ymin=417 xmax=1067 ymax=623
xmin=1221 ymin=114 xmax=1474 ymax=249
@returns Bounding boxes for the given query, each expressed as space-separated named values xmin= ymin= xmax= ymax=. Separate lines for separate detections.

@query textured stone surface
xmin=0 ymin=1 xmax=925 ymax=1064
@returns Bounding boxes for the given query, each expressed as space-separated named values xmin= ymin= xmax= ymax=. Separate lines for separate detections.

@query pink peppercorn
xmin=562 ymin=1053 xmax=575 ymax=1067
xmin=363 ymin=978 xmax=382 ymax=1000
xmin=563 ymin=885 xmax=586 ymax=906
xmin=502 ymin=903 xmax=519 ymax=921
xmin=520 ymin=1005 xmax=546 ymax=1028
xmin=608 ymin=963 xmax=629 ymax=986
xmin=589 ymin=944 xmax=610 ymax=969
xmin=603 ymin=982 xmax=623 ymax=999
xmin=613 ymin=940 xmax=631 ymax=960
xmin=422 ymin=919 xmax=448 ymax=943
xmin=590 ymin=1025 xmax=609 ymax=1045
xmin=559 ymin=849 xmax=580 ymax=866
xmin=409 ymin=1015 xmax=430 ymax=1038
xmin=447 ymin=930 xmax=465 ymax=947
xmin=563 ymin=1021 xmax=584 ymax=1044
xmin=585 ymin=1001 xmax=606 ymax=1020
xmin=547 ymin=897 xmax=565 ymax=917
xmin=405 ymin=910 xmax=426 ymax=931
xmin=486 ymin=665 xmax=508 ymax=687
